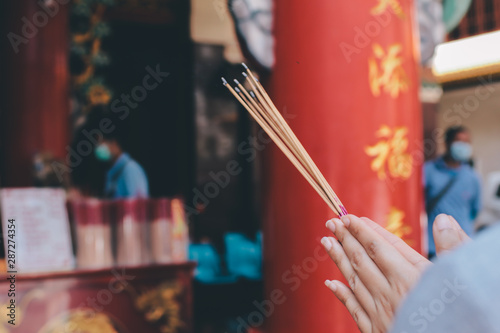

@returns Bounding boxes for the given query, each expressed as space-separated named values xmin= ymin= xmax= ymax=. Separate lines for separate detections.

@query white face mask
xmin=450 ymin=141 xmax=472 ymax=162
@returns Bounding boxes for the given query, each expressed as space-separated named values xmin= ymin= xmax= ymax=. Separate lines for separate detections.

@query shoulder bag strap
xmin=426 ymin=174 xmax=459 ymax=214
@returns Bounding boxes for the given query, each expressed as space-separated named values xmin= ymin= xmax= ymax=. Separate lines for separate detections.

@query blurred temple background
xmin=0 ymin=0 xmax=500 ymax=332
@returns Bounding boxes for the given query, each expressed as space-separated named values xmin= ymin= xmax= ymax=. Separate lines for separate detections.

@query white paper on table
xmin=0 ymin=188 xmax=75 ymax=273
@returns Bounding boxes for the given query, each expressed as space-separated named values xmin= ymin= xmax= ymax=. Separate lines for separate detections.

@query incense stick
xmin=222 ymin=65 xmax=348 ymax=217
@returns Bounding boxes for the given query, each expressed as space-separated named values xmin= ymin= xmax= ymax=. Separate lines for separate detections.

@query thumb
xmin=433 ymin=214 xmax=470 ymax=256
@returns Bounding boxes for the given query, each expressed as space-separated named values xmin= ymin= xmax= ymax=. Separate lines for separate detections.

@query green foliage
xmin=91 ymin=52 xmax=111 ymax=66
xmin=70 ymin=42 xmax=87 ymax=56
xmin=98 ymin=0 xmax=115 ymax=6
xmin=70 ymin=0 xmax=114 ymax=106
xmin=92 ymin=22 xmax=111 ymax=38
xmin=72 ymin=2 xmax=92 ymax=16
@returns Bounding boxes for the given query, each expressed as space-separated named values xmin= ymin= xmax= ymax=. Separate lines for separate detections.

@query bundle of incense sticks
xmin=222 ymin=64 xmax=348 ymax=217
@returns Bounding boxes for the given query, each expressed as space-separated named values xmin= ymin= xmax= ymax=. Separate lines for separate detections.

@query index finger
xmin=360 ymin=217 xmax=431 ymax=272
xmin=340 ymin=215 xmax=420 ymax=285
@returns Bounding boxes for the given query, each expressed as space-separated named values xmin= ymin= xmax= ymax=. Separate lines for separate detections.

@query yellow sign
xmin=365 ymin=125 xmax=413 ymax=180
xmin=369 ymin=43 xmax=409 ymax=98
xmin=385 ymin=207 xmax=413 ymax=244
xmin=371 ymin=0 xmax=405 ymax=19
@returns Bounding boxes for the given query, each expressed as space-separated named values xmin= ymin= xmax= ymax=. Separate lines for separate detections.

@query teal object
xmin=225 ymin=233 xmax=263 ymax=280
xmin=94 ymin=143 xmax=112 ymax=161
xmin=189 ymin=243 xmax=238 ymax=284
xmin=443 ymin=0 xmax=472 ymax=32
xmin=189 ymin=244 xmax=221 ymax=282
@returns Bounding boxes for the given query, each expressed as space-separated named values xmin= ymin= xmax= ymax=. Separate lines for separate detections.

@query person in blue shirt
xmin=424 ymin=126 xmax=481 ymax=258
xmin=94 ymin=131 xmax=149 ymax=199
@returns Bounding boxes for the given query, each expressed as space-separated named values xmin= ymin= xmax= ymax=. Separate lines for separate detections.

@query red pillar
xmin=263 ymin=0 xmax=422 ymax=332
xmin=1 ymin=0 xmax=69 ymax=187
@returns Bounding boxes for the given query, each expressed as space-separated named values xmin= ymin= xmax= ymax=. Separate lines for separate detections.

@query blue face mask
xmin=95 ymin=143 xmax=112 ymax=162
xmin=450 ymin=141 xmax=472 ymax=162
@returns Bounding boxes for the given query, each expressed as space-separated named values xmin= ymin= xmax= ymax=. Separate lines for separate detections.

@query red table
xmin=0 ymin=262 xmax=195 ymax=333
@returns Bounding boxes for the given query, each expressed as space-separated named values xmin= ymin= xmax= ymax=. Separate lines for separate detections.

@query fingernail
xmin=435 ymin=214 xmax=452 ymax=231
xmin=325 ymin=280 xmax=337 ymax=291
xmin=341 ymin=215 xmax=350 ymax=227
xmin=326 ymin=220 xmax=335 ymax=233
xmin=321 ymin=237 xmax=332 ymax=251
xmin=447 ymin=215 xmax=460 ymax=228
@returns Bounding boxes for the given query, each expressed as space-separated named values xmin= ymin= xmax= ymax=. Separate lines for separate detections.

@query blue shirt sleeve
xmin=422 ymin=163 xmax=427 ymax=188
xmin=471 ymin=173 xmax=481 ymax=220
xmin=122 ymin=162 xmax=149 ymax=198
xmin=423 ymin=161 xmax=433 ymax=199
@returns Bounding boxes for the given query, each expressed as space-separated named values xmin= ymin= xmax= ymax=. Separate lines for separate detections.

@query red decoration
xmin=262 ymin=0 xmax=422 ymax=331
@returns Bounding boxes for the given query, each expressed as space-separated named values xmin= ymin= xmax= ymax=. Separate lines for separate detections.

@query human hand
xmin=321 ymin=215 xmax=429 ymax=332
xmin=321 ymin=214 xmax=469 ymax=332
xmin=432 ymin=214 xmax=470 ymax=256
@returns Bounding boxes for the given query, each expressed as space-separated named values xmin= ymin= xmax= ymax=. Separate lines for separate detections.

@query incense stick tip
xmin=242 ymin=72 xmax=248 ymax=78
xmin=249 ymin=91 xmax=256 ymax=98
xmin=235 ymin=87 xmax=241 ymax=93
xmin=242 ymin=62 xmax=249 ymax=69
xmin=221 ymin=77 xmax=228 ymax=85
xmin=234 ymin=79 xmax=241 ymax=85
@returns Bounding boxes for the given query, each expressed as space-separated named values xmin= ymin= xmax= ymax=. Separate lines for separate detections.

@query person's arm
xmin=123 ymin=163 xmax=149 ymax=198
xmin=471 ymin=174 xmax=482 ymax=220
xmin=389 ymin=261 xmax=485 ymax=333
xmin=422 ymin=162 xmax=428 ymax=189
xmin=423 ymin=162 xmax=430 ymax=204
xmin=390 ymin=224 xmax=500 ymax=333
xmin=321 ymin=214 xmax=469 ymax=332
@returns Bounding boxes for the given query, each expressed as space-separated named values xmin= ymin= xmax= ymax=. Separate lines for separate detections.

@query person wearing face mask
xmin=95 ymin=130 xmax=149 ymax=199
xmin=424 ymin=125 xmax=481 ymax=259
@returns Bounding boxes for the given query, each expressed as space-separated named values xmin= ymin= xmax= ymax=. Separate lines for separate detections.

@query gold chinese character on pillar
xmin=371 ymin=0 xmax=405 ymax=19
xmin=365 ymin=125 xmax=413 ymax=180
xmin=368 ymin=43 xmax=409 ymax=98
xmin=385 ymin=207 xmax=413 ymax=244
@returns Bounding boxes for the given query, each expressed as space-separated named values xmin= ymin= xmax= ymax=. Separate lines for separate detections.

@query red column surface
xmin=2 ymin=0 xmax=69 ymax=187
xmin=263 ymin=0 xmax=422 ymax=332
